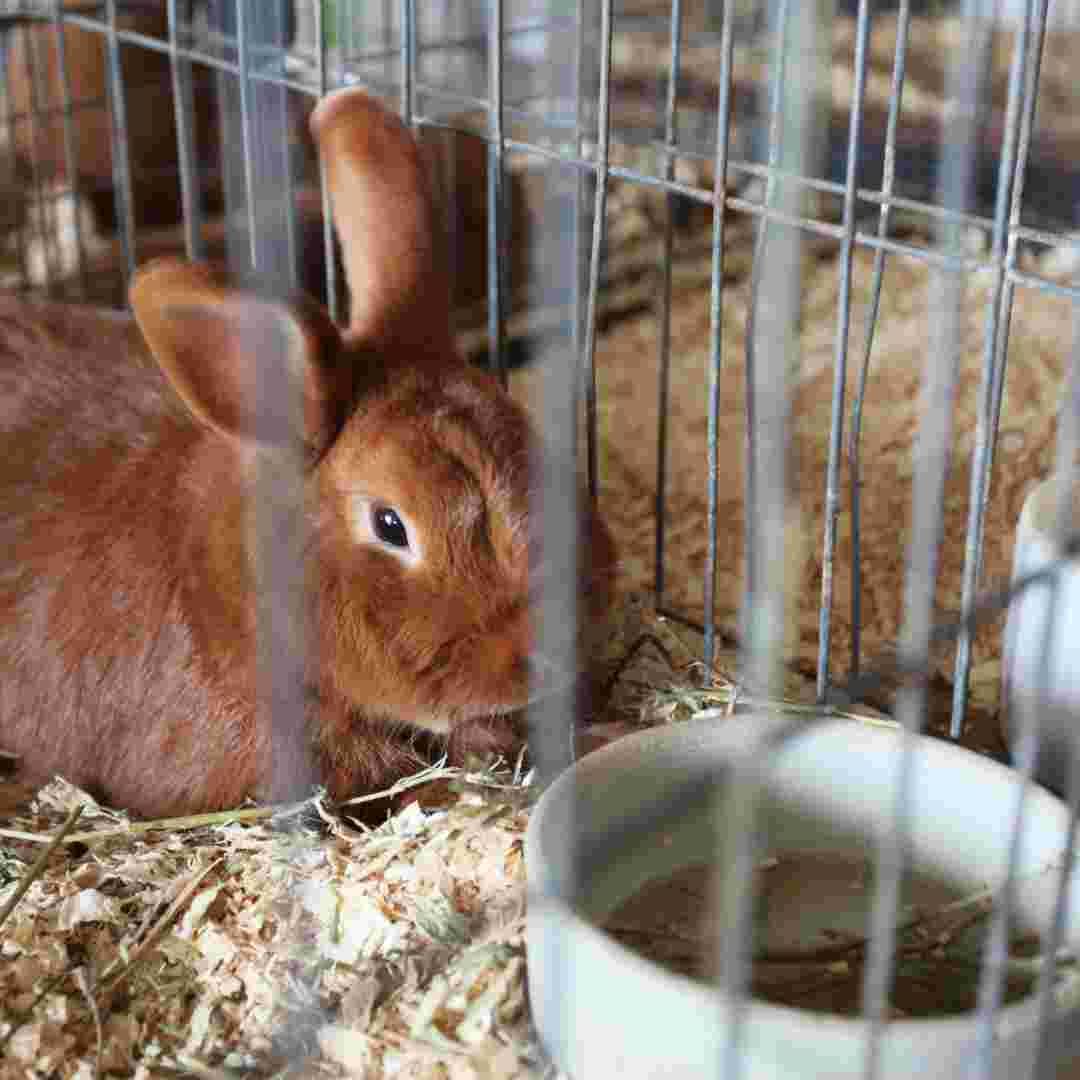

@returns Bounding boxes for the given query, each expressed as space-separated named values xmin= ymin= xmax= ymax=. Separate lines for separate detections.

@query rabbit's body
xmin=0 ymin=297 xmax=257 ymax=813
xmin=0 ymin=89 xmax=609 ymax=817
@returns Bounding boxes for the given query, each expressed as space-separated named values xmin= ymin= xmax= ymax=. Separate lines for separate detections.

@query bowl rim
xmin=525 ymin=713 xmax=1080 ymax=1054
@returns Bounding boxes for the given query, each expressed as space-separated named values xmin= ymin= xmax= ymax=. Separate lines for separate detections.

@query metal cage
xmin=4 ymin=0 xmax=1080 ymax=1076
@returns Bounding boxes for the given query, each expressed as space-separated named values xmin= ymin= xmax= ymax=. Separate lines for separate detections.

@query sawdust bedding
xmin=587 ymin=216 xmax=1071 ymax=728
xmin=0 ymin=764 xmax=548 ymax=1079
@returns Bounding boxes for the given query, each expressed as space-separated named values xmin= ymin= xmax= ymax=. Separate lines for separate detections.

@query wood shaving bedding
xmin=554 ymin=233 xmax=1071 ymax=729
xmin=0 ymin=767 xmax=548 ymax=1079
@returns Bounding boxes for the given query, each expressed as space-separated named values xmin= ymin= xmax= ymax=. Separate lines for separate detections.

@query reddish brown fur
xmin=0 ymin=89 xmax=612 ymax=818
xmin=311 ymin=88 xmax=452 ymax=350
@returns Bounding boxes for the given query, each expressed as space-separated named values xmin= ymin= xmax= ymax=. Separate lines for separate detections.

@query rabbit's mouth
xmin=383 ymin=631 xmax=584 ymax=737
xmin=403 ymin=655 xmax=577 ymax=736
xmin=470 ymin=650 xmax=577 ymax=715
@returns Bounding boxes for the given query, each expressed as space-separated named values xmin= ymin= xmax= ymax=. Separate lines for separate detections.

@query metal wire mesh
xmin=4 ymin=0 xmax=1080 ymax=1076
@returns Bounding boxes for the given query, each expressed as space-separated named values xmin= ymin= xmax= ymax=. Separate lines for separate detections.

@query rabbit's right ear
xmin=130 ymin=258 xmax=354 ymax=455
xmin=310 ymin=88 xmax=452 ymax=353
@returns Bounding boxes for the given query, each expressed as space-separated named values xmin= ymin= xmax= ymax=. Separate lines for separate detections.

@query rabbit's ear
xmin=310 ymin=87 xmax=451 ymax=352
xmin=130 ymin=257 xmax=351 ymax=455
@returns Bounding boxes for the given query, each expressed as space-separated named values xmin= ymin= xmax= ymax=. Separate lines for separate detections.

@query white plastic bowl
xmin=1002 ymin=475 xmax=1080 ymax=795
xmin=525 ymin=714 xmax=1080 ymax=1079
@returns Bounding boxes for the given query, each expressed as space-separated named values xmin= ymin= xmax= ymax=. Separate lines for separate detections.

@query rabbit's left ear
xmin=130 ymin=257 xmax=351 ymax=454
xmin=310 ymin=87 xmax=452 ymax=354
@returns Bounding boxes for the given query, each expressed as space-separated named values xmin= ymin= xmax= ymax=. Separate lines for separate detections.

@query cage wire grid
xmin=4 ymin=0 xmax=1080 ymax=1076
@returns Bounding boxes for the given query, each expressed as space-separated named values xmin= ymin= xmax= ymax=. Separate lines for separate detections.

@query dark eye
xmin=372 ymin=505 xmax=409 ymax=549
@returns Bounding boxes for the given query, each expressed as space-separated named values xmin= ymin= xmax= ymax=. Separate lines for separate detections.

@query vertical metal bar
xmin=742 ymin=0 xmax=830 ymax=696
xmin=860 ymin=292 xmax=964 ymax=1075
xmin=245 ymin=3 xmax=295 ymax=284
xmin=486 ymin=0 xmax=507 ymax=383
xmin=383 ymin=0 xmax=393 ymax=77
xmin=277 ymin=20 xmax=299 ymax=290
xmin=339 ymin=0 xmax=349 ymax=79
xmin=50 ymin=1 xmax=89 ymax=296
xmin=653 ymin=0 xmax=683 ymax=608
xmin=528 ymin=12 xmax=582 ymax=793
xmin=848 ymin=0 xmax=912 ymax=682
xmin=399 ymin=0 xmax=414 ymax=122
xmin=0 ymin=30 xmax=31 ymax=289
xmin=950 ymin=0 xmax=1048 ymax=738
xmin=1034 ymin=802 xmax=1080 ymax=1078
xmin=571 ymin=0 xmax=590 ymax=460
xmin=718 ymin=3 xmax=824 ymax=1066
xmin=699 ymin=0 xmax=735 ymax=675
xmin=210 ymin=1 xmax=239 ymax=270
xmin=740 ymin=0 xmax=791 ymax=642
xmin=974 ymin=571 xmax=1060 ymax=1080
xmin=316 ymin=0 xmax=339 ymax=324
xmin=103 ymin=0 xmax=137 ymax=284
xmin=579 ymin=0 xmax=613 ymax=503
xmin=714 ymin=755 xmax=767 ymax=1080
xmin=530 ymin=3 xmax=583 ymax=1069
xmin=21 ymin=23 xmax=59 ymax=290
xmin=815 ymin=0 xmax=871 ymax=701
xmin=235 ymin=0 xmax=258 ymax=270
xmin=166 ymin=0 xmax=204 ymax=261
xmin=243 ymin=0 xmax=315 ymax=813
xmin=707 ymin=7 xmax=766 ymax=1076
xmin=859 ymin=4 xmax=987 ymax=1074
xmin=968 ymin=7 xmax=1059 ymax=1066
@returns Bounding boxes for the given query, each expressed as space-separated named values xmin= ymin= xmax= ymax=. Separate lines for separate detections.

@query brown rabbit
xmin=0 ymin=87 xmax=612 ymax=818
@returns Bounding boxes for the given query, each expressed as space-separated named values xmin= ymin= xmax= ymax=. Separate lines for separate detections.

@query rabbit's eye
xmin=372 ymin=505 xmax=409 ymax=549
